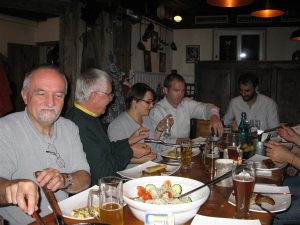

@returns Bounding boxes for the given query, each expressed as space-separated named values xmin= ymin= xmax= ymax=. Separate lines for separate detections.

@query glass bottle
xmin=238 ymin=112 xmax=249 ymax=145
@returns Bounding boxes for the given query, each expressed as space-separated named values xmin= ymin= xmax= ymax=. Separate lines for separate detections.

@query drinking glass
xmin=232 ymin=161 xmax=255 ymax=219
xmin=180 ymin=141 xmax=193 ymax=169
xmin=88 ymin=176 xmax=124 ymax=225
xmin=215 ymin=159 xmax=234 ymax=187
xmin=163 ymin=116 xmax=173 ymax=137
xmin=249 ymin=119 xmax=261 ymax=136
xmin=204 ymin=140 xmax=219 ymax=174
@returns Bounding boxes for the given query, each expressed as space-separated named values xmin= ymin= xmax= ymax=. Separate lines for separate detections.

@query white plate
xmin=117 ymin=161 xmax=180 ymax=179
xmin=54 ymin=185 xmax=99 ymax=220
xmin=192 ymin=136 xmax=207 ymax=145
xmin=248 ymin=154 xmax=287 ymax=170
xmin=158 ymin=147 xmax=201 ymax=159
xmin=191 ymin=214 xmax=261 ymax=225
xmin=228 ymin=183 xmax=291 ymax=213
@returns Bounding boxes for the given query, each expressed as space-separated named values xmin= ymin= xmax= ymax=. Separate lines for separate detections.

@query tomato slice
xmin=137 ymin=186 xmax=146 ymax=197
xmin=162 ymin=180 xmax=172 ymax=187
xmin=163 ymin=191 xmax=173 ymax=198
xmin=142 ymin=192 xmax=153 ymax=201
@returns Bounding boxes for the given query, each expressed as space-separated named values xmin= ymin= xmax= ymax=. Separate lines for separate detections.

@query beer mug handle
xmin=88 ymin=189 xmax=100 ymax=219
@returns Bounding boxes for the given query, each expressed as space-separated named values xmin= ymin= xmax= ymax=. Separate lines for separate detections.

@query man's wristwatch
xmin=63 ymin=173 xmax=73 ymax=189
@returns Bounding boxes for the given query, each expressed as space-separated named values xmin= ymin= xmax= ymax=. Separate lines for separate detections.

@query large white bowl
xmin=123 ymin=176 xmax=210 ymax=225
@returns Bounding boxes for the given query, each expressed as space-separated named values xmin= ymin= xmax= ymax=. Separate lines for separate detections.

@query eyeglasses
xmin=46 ymin=143 xmax=65 ymax=168
xmin=137 ymin=99 xmax=154 ymax=105
xmin=96 ymin=91 xmax=114 ymax=99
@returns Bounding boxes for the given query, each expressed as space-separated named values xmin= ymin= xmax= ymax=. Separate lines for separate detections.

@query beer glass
xmin=180 ymin=141 xmax=193 ymax=169
xmin=232 ymin=161 xmax=255 ymax=219
xmin=88 ymin=176 xmax=124 ymax=225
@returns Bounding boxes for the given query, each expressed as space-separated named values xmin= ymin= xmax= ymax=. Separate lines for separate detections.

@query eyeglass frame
xmin=96 ymin=91 xmax=114 ymax=99
xmin=46 ymin=143 xmax=66 ymax=168
xmin=135 ymin=98 xmax=155 ymax=105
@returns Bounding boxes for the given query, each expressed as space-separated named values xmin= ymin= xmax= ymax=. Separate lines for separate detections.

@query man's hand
xmin=265 ymin=141 xmax=294 ymax=163
xmin=277 ymin=125 xmax=299 ymax=144
xmin=209 ymin=115 xmax=223 ymax=137
xmin=35 ymin=168 xmax=66 ymax=192
xmin=3 ymin=178 xmax=39 ymax=215
xmin=131 ymin=143 xmax=151 ymax=158
xmin=129 ymin=127 xmax=149 ymax=145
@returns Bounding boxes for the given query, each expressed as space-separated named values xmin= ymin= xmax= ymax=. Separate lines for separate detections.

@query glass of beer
xmin=88 ymin=176 xmax=124 ymax=225
xmin=180 ymin=141 xmax=193 ymax=169
xmin=232 ymin=161 xmax=255 ymax=219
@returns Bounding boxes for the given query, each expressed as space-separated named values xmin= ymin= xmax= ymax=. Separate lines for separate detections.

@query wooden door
xmin=7 ymin=43 xmax=39 ymax=112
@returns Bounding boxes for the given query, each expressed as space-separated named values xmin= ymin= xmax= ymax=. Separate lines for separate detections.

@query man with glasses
xmin=66 ymin=69 xmax=151 ymax=185
xmin=149 ymin=72 xmax=223 ymax=144
xmin=0 ymin=64 xmax=91 ymax=225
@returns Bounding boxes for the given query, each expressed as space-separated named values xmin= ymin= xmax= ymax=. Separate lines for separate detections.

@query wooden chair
xmin=194 ymin=119 xmax=211 ymax=138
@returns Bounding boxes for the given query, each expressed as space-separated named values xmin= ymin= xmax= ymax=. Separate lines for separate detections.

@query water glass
xmin=232 ymin=161 xmax=255 ymax=219
xmin=180 ymin=141 xmax=193 ymax=169
xmin=215 ymin=159 xmax=234 ymax=187
xmin=249 ymin=120 xmax=261 ymax=134
xmin=88 ymin=176 xmax=124 ymax=225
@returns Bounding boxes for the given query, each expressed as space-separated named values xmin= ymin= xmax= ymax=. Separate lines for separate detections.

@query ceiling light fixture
xmin=290 ymin=28 xmax=300 ymax=41
xmin=251 ymin=0 xmax=285 ymax=18
xmin=174 ymin=14 xmax=182 ymax=22
xmin=207 ymin=0 xmax=254 ymax=7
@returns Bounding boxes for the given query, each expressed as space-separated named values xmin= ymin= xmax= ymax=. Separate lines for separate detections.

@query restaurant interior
xmin=1 ymin=1 xmax=300 ymax=225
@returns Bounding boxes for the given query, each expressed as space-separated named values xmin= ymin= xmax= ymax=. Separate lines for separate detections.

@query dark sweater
xmin=66 ymin=107 xmax=133 ymax=185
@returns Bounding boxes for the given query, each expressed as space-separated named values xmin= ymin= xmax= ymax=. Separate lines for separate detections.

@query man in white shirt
xmin=223 ymin=72 xmax=279 ymax=130
xmin=149 ymin=72 xmax=223 ymax=144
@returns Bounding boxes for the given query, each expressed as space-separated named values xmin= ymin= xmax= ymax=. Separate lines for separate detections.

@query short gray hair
xmin=22 ymin=64 xmax=68 ymax=94
xmin=75 ymin=68 xmax=111 ymax=102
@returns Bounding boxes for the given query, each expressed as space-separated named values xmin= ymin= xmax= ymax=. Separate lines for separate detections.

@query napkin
xmin=191 ymin=215 xmax=261 ymax=225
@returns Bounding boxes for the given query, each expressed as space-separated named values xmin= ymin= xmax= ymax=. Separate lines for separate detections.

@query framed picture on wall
xmin=144 ymin=50 xmax=152 ymax=72
xmin=186 ymin=45 xmax=200 ymax=63
xmin=159 ymin=52 xmax=166 ymax=73
xmin=151 ymin=31 xmax=158 ymax=52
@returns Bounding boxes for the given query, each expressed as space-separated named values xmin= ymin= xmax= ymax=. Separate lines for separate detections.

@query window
xmin=213 ymin=29 xmax=265 ymax=61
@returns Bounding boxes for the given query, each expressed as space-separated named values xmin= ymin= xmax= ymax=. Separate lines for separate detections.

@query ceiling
xmin=0 ymin=0 xmax=300 ymax=29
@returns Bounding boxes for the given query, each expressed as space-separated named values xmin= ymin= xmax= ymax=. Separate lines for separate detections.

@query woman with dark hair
xmin=108 ymin=83 xmax=172 ymax=168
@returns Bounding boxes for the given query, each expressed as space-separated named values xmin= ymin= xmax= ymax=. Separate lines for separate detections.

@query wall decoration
xmin=186 ymin=45 xmax=200 ymax=63
xmin=159 ymin=52 xmax=166 ymax=73
xmin=151 ymin=31 xmax=158 ymax=52
xmin=144 ymin=50 xmax=152 ymax=72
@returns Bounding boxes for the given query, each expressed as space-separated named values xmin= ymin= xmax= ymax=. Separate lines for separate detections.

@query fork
xmin=256 ymin=203 xmax=280 ymax=220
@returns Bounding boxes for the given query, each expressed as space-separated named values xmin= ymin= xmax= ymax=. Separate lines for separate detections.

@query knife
xmin=253 ymin=192 xmax=293 ymax=195
xmin=34 ymin=171 xmax=66 ymax=225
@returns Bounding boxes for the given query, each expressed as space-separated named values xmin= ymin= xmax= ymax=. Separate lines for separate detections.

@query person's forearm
xmin=64 ymin=170 xmax=90 ymax=194
xmin=0 ymin=177 xmax=11 ymax=205
xmin=289 ymin=153 xmax=300 ymax=170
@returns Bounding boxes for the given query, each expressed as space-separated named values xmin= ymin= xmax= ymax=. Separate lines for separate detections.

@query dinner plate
xmin=192 ymin=136 xmax=207 ymax=145
xmin=54 ymin=185 xmax=99 ymax=220
xmin=158 ymin=147 xmax=201 ymax=159
xmin=191 ymin=214 xmax=261 ymax=225
xmin=117 ymin=161 xmax=180 ymax=179
xmin=228 ymin=183 xmax=291 ymax=213
xmin=248 ymin=154 xmax=287 ymax=171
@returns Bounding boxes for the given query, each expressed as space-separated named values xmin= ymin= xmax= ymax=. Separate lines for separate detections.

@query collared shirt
xmin=223 ymin=93 xmax=280 ymax=130
xmin=74 ymin=102 xmax=97 ymax=117
xmin=149 ymin=97 xmax=220 ymax=143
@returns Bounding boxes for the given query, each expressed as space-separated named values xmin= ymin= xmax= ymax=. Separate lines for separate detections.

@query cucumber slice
xmin=171 ymin=184 xmax=182 ymax=194
xmin=145 ymin=184 xmax=156 ymax=192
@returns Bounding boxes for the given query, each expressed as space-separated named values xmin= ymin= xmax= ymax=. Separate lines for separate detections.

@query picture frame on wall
xmin=159 ymin=52 xmax=166 ymax=73
xmin=151 ymin=31 xmax=158 ymax=52
xmin=144 ymin=50 xmax=152 ymax=72
xmin=186 ymin=45 xmax=200 ymax=63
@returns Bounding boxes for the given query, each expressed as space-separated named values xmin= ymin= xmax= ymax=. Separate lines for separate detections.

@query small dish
xmin=158 ymin=147 xmax=200 ymax=159
xmin=228 ymin=183 xmax=291 ymax=213
xmin=117 ymin=161 xmax=180 ymax=179
xmin=55 ymin=185 xmax=99 ymax=220
xmin=248 ymin=154 xmax=287 ymax=170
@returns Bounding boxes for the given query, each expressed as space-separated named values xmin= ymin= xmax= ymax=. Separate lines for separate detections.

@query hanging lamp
xmin=174 ymin=13 xmax=182 ymax=22
xmin=251 ymin=0 xmax=285 ymax=18
xmin=290 ymin=28 xmax=300 ymax=41
xmin=207 ymin=0 xmax=254 ymax=7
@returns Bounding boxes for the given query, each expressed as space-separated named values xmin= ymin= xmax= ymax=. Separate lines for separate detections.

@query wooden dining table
xmin=29 ymin=152 xmax=285 ymax=225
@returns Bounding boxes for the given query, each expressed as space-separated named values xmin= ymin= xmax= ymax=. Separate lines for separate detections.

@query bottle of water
xmin=238 ymin=112 xmax=249 ymax=145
